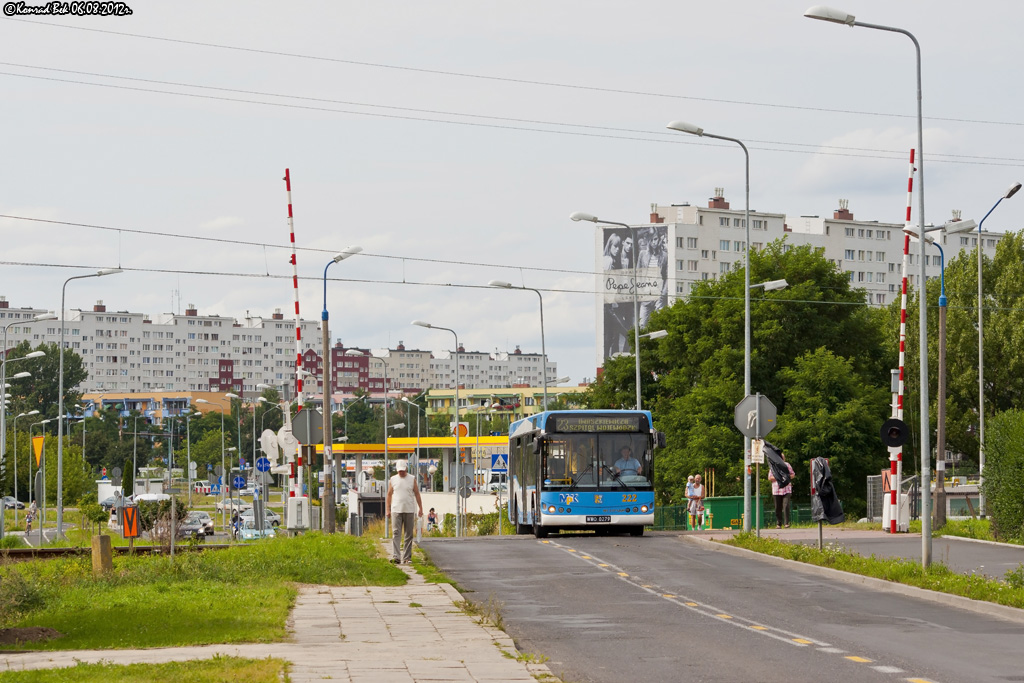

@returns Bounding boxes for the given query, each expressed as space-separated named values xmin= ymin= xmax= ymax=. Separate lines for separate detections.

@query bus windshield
xmin=542 ymin=433 xmax=651 ymax=490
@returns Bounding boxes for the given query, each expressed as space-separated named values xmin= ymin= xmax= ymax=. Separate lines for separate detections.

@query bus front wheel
xmin=629 ymin=526 xmax=644 ymax=537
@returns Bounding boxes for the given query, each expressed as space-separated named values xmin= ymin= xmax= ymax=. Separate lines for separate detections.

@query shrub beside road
xmin=726 ymin=532 xmax=1024 ymax=609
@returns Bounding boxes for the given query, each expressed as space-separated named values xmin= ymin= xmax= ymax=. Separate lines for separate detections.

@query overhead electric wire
xmin=3 ymin=69 xmax=1020 ymax=168
xmin=2 ymin=61 xmax=1021 ymax=166
xmin=0 ymin=257 xmax=892 ymax=309
xmin=12 ymin=18 xmax=1024 ymax=129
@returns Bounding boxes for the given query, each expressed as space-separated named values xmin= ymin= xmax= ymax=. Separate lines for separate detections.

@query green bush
xmin=982 ymin=411 xmax=1024 ymax=542
xmin=0 ymin=534 xmax=29 ymax=549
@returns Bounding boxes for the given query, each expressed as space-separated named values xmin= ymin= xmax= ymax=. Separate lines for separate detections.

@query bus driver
xmin=614 ymin=446 xmax=641 ymax=476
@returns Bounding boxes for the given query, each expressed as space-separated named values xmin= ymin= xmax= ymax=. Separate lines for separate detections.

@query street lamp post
xmin=31 ymin=418 xmax=52 ymax=541
xmin=402 ymin=396 xmax=426 ymax=489
xmin=57 ymin=268 xmax=123 ymax=538
xmin=487 ymin=280 xmax=549 ymax=409
xmin=569 ymin=213 xmax=644 ymax=410
xmin=226 ymin=393 xmax=241 ymax=507
xmin=13 ymin=410 xmax=40 ymax=525
xmin=905 ymin=222 xmax=974 ymax=552
xmin=320 ymin=247 xmax=362 ymax=534
xmin=904 ymin=220 xmax=978 ymax=531
xmin=805 ymin=2 xmax=933 ymax=567
xmin=976 ymin=183 xmax=1021 ymax=516
xmin=185 ymin=410 xmax=200 ymax=507
xmin=196 ymin=396 xmax=233 ymax=528
xmin=665 ymin=119 xmax=753 ymax=531
xmin=412 ymin=320 xmax=462 ymax=536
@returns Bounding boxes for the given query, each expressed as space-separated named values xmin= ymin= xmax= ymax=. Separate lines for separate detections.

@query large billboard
xmin=601 ymin=225 xmax=669 ymax=361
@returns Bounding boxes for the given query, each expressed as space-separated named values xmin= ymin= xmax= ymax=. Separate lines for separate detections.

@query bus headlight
xmin=548 ymin=505 xmax=557 ymax=514
xmin=641 ymin=505 xmax=649 ymax=513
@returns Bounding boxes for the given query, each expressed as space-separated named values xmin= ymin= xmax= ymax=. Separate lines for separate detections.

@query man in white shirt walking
xmin=386 ymin=460 xmax=423 ymax=564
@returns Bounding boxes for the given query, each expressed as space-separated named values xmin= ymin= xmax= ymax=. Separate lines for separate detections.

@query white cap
xmin=396 ymin=461 xmax=408 ymax=471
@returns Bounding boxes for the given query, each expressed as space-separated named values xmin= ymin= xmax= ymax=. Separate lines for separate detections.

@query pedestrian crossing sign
xmin=491 ymin=453 xmax=507 ymax=473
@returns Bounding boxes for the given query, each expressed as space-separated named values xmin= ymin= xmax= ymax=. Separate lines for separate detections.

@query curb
xmin=937 ymin=534 xmax=1024 ymax=551
xmin=682 ymin=535 xmax=1024 ymax=625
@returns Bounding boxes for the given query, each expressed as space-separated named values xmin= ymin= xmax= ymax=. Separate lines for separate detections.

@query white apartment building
xmin=0 ymin=298 xmax=558 ymax=395
xmin=595 ymin=189 xmax=1006 ymax=368
xmin=429 ymin=346 xmax=555 ymax=390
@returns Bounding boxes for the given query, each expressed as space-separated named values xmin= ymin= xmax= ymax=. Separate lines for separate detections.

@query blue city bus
xmin=507 ymin=410 xmax=665 ymax=538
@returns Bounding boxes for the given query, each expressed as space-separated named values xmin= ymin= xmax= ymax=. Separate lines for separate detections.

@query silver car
xmin=189 ymin=510 xmax=215 ymax=536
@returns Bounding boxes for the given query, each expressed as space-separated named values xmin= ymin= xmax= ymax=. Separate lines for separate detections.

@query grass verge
xmin=0 ymin=532 xmax=406 ymax=651
xmin=725 ymin=532 xmax=1024 ymax=608
xmin=0 ymin=655 xmax=287 ymax=683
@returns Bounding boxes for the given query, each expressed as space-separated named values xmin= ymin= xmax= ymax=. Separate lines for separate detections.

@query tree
xmin=771 ymin=348 xmax=890 ymax=515
xmin=3 ymin=341 xmax=87 ymax=420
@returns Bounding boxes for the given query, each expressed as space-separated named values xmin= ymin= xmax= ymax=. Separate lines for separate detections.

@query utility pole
xmin=321 ymin=316 xmax=336 ymax=533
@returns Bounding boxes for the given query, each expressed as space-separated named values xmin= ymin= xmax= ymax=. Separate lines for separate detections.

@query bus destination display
xmin=551 ymin=415 xmax=642 ymax=433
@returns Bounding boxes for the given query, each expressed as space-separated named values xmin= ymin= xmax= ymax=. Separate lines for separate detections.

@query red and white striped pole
xmin=285 ymin=168 xmax=304 ymax=501
xmin=890 ymin=149 xmax=915 ymax=533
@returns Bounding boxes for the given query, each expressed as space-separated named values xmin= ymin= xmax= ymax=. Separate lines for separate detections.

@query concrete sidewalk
xmin=0 ymin=564 xmax=558 ymax=682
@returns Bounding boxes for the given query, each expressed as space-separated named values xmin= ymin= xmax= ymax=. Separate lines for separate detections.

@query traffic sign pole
xmin=734 ymin=393 xmax=777 ymax=534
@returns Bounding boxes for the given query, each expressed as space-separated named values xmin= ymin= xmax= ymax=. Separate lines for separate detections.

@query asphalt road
xmin=422 ymin=532 xmax=1024 ymax=683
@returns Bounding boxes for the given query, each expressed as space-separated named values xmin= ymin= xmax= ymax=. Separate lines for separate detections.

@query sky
xmin=2 ymin=1 xmax=1023 ymax=387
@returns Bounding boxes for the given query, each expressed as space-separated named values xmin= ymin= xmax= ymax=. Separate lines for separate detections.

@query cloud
xmin=200 ymin=216 xmax=245 ymax=230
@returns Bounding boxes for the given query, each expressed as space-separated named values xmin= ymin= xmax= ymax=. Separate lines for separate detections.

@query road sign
xmin=490 ymin=453 xmax=508 ymax=473
xmin=750 ymin=439 xmax=765 ymax=464
xmin=734 ymin=394 xmax=777 ymax=439
xmin=256 ymin=457 xmax=271 ymax=473
xmin=121 ymin=506 xmax=140 ymax=539
xmin=233 ymin=475 xmax=246 ymax=490
xmin=189 ymin=461 xmax=198 ymax=473
xmin=459 ymin=484 xmax=472 ymax=499
xmin=292 ymin=408 xmax=324 ymax=445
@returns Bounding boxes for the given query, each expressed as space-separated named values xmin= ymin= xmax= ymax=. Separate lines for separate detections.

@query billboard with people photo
xmin=601 ymin=225 xmax=669 ymax=360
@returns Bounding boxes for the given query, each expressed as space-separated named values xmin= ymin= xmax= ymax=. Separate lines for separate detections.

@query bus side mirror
xmin=656 ymin=431 xmax=667 ymax=449
xmin=532 ymin=438 xmax=542 ymax=455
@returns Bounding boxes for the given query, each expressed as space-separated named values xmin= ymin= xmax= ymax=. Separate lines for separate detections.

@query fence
xmin=651 ymin=502 xmax=813 ymax=531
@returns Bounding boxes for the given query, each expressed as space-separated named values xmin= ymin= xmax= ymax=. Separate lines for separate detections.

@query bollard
xmin=91 ymin=534 xmax=113 ymax=575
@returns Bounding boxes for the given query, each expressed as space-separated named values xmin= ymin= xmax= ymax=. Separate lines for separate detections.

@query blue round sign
xmin=233 ymin=476 xmax=246 ymax=489
xmin=256 ymin=457 xmax=271 ymax=473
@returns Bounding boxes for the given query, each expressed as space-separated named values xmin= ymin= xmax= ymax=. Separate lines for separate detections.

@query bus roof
xmin=510 ymin=409 xmax=654 ymax=436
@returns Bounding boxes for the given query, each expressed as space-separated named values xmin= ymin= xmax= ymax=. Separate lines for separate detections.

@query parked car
xmin=239 ymin=519 xmax=276 ymax=540
xmin=215 ymin=498 xmax=251 ymax=513
xmin=2 ymin=496 xmax=25 ymax=510
xmin=133 ymin=493 xmax=171 ymax=503
xmin=239 ymin=508 xmax=281 ymax=527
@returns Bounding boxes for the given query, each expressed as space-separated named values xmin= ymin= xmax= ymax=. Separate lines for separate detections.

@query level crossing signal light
xmin=880 ymin=418 xmax=909 ymax=448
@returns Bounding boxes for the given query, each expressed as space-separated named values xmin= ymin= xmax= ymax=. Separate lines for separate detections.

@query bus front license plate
xmin=587 ymin=516 xmax=611 ymax=523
